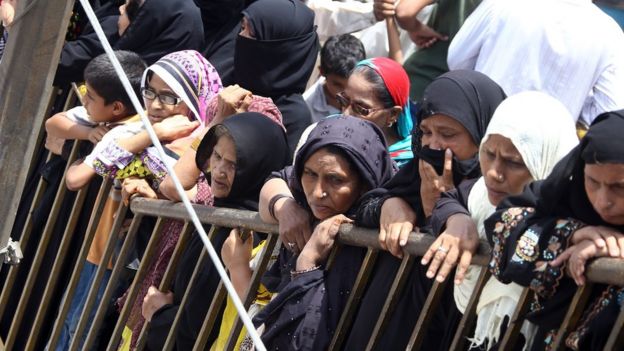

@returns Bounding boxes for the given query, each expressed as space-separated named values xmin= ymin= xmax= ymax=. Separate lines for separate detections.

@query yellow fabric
xmin=211 ymin=242 xmax=273 ymax=350
xmin=190 ymin=136 xmax=202 ymax=151
xmin=118 ymin=326 xmax=133 ymax=351
xmin=115 ymin=157 xmax=153 ymax=180
xmin=87 ymin=195 xmax=119 ymax=269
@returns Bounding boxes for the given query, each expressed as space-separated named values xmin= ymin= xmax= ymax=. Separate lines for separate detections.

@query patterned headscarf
xmin=141 ymin=50 xmax=223 ymax=125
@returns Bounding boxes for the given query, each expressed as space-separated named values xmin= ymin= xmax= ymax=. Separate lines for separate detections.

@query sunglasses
xmin=141 ymin=87 xmax=182 ymax=106
xmin=336 ymin=91 xmax=388 ymax=117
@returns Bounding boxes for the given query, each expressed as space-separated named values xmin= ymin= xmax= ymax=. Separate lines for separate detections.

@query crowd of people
xmin=2 ymin=0 xmax=624 ymax=350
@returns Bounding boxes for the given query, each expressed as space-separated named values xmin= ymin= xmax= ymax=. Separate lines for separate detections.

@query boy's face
xmin=83 ymin=83 xmax=119 ymax=123
xmin=323 ymin=73 xmax=348 ymax=106
xmin=144 ymin=73 xmax=190 ymax=124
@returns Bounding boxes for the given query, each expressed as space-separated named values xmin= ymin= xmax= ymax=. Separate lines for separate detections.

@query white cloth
xmin=459 ymin=91 xmax=579 ymax=349
xmin=305 ymin=0 xmax=421 ymax=61
xmin=83 ymin=120 xmax=144 ymax=169
xmin=303 ymin=77 xmax=341 ymax=123
xmin=65 ymin=106 xmax=97 ymax=127
xmin=448 ymin=0 xmax=624 ymax=125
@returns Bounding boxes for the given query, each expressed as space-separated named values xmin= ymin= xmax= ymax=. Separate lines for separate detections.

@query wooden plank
xmin=604 ymin=304 xmax=624 ymax=351
xmin=497 ymin=288 xmax=531 ymax=350
xmin=551 ymin=284 xmax=593 ymax=350
xmin=0 ymin=0 xmax=75 ymax=275
xmin=406 ymin=279 xmax=450 ymax=350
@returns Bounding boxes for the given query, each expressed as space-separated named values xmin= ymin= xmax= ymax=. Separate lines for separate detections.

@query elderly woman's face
xmin=301 ymin=148 xmax=363 ymax=220
xmin=209 ymin=135 xmax=237 ymax=199
xmin=480 ymin=134 xmax=533 ymax=206
xmin=419 ymin=114 xmax=479 ymax=160
xmin=584 ymin=163 xmax=624 ymax=226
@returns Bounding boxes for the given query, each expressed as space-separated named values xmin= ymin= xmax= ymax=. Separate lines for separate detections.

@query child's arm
xmin=222 ymin=229 xmax=254 ymax=300
xmin=386 ymin=16 xmax=403 ymax=63
xmin=117 ymin=115 xmax=200 ymax=154
xmin=66 ymin=159 xmax=97 ymax=190
xmin=45 ymin=111 xmax=109 ymax=143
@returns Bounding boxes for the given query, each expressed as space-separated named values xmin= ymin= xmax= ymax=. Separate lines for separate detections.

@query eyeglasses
xmin=336 ymin=91 xmax=388 ymax=117
xmin=141 ymin=87 xmax=182 ymax=106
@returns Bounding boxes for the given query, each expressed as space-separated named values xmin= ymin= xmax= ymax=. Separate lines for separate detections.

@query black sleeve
xmin=53 ymin=15 xmax=120 ymax=86
xmin=430 ymin=178 xmax=477 ymax=236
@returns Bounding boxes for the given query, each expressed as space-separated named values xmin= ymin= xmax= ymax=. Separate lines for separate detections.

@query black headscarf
xmin=497 ymin=110 xmax=624 ymax=228
xmin=113 ymin=0 xmax=204 ymax=66
xmin=356 ymin=70 xmax=506 ymax=227
xmin=287 ymin=115 xmax=395 ymax=216
xmin=234 ymin=0 xmax=318 ymax=97
xmin=195 ymin=112 xmax=290 ymax=211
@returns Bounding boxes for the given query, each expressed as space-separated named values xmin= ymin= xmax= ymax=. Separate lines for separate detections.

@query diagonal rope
xmin=76 ymin=1 xmax=267 ymax=349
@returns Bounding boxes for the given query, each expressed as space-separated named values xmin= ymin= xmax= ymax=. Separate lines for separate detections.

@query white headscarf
xmin=455 ymin=91 xmax=579 ymax=349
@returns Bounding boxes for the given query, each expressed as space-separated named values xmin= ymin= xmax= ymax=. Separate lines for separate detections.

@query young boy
xmin=45 ymin=50 xmax=147 ymax=351
xmin=303 ymin=34 xmax=366 ymax=123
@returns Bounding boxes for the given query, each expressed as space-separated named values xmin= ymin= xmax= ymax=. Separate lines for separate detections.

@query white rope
xmin=76 ymin=1 xmax=267 ymax=349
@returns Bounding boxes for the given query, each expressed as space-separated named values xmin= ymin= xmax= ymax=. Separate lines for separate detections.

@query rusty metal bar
xmin=80 ymin=211 xmax=143 ymax=351
xmin=162 ymin=226 xmax=220 ymax=351
xmin=163 ymin=249 xmax=209 ymax=351
xmin=192 ymin=282 xmax=227 ymax=351
xmin=365 ymin=254 xmax=417 ymax=351
xmin=24 ymin=183 xmax=90 ymax=351
xmin=551 ymin=284 xmax=594 ymax=350
xmin=3 ymin=139 xmax=83 ymax=350
xmin=106 ymin=217 xmax=167 ymax=350
xmin=497 ymin=287 xmax=531 ymax=350
xmin=135 ymin=222 xmax=194 ymax=351
xmin=47 ymin=178 xmax=112 ymax=350
xmin=449 ymin=269 xmax=491 ymax=350
xmin=604 ymin=303 xmax=624 ymax=351
xmin=406 ymin=280 xmax=450 ymax=350
xmin=223 ymin=233 xmax=280 ymax=351
xmin=328 ymin=248 xmax=379 ymax=351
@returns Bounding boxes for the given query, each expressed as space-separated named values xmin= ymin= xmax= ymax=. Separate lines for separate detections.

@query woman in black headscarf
xmin=234 ymin=0 xmax=319 ymax=153
xmin=340 ymin=70 xmax=507 ymax=350
xmin=255 ymin=115 xmax=394 ymax=350
xmin=484 ymin=110 xmax=624 ymax=350
xmin=144 ymin=112 xmax=290 ymax=350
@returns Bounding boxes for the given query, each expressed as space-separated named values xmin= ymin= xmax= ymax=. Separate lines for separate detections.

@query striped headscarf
xmin=141 ymin=50 xmax=223 ymax=125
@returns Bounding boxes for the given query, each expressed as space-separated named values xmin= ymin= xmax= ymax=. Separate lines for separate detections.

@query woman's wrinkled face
xmin=144 ymin=73 xmax=190 ymax=124
xmin=239 ymin=16 xmax=255 ymax=39
xmin=419 ymin=114 xmax=479 ymax=160
xmin=480 ymin=134 xmax=533 ymax=206
xmin=340 ymin=72 xmax=396 ymax=131
xmin=118 ymin=2 xmax=130 ymax=36
xmin=301 ymin=148 xmax=363 ymax=220
xmin=209 ymin=135 xmax=237 ymax=198
xmin=584 ymin=163 xmax=624 ymax=226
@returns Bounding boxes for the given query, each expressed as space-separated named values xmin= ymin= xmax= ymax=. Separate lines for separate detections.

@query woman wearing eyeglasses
xmin=337 ymin=57 xmax=416 ymax=168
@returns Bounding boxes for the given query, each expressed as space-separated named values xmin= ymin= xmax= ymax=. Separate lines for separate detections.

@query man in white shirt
xmin=447 ymin=0 xmax=624 ymax=125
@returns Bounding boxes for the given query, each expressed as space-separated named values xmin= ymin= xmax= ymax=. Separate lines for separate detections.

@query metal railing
xmin=1 ymin=90 xmax=623 ymax=351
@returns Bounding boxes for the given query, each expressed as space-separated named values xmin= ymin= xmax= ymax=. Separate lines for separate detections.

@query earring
xmin=387 ymin=121 xmax=395 ymax=128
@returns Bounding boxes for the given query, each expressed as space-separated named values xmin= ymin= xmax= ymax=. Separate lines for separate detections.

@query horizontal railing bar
xmin=129 ymin=200 xmax=624 ymax=286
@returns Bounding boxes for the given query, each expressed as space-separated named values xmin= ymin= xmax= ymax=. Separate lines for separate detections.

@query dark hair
xmin=320 ymin=34 xmax=366 ymax=78
xmin=125 ymin=0 xmax=143 ymax=22
xmin=83 ymin=50 xmax=147 ymax=114
xmin=351 ymin=65 xmax=394 ymax=108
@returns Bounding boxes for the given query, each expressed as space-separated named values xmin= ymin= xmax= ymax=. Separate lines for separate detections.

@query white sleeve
xmin=447 ymin=0 xmax=496 ymax=70
xmin=580 ymin=32 xmax=624 ymax=125
xmin=64 ymin=106 xmax=98 ymax=127
xmin=305 ymin=0 xmax=376 ymax=42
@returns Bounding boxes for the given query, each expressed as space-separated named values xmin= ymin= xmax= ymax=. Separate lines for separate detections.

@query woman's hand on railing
xmin=275 ymin=197 xmax=313 ymax=254
xmin=142 ymin=286 xmax=173 ymax=322
xmin=379 ymin=197 xmax=416 ymax=258
xmin=421 ymin=213 xmax=478 ymax=284
xmin=297 ymin=215 xmax=353 ymax=271
xmin=122 ymin=177 xmax=157 ymax=205
xmin=551 ymin=226 xmax=624 ymax=286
